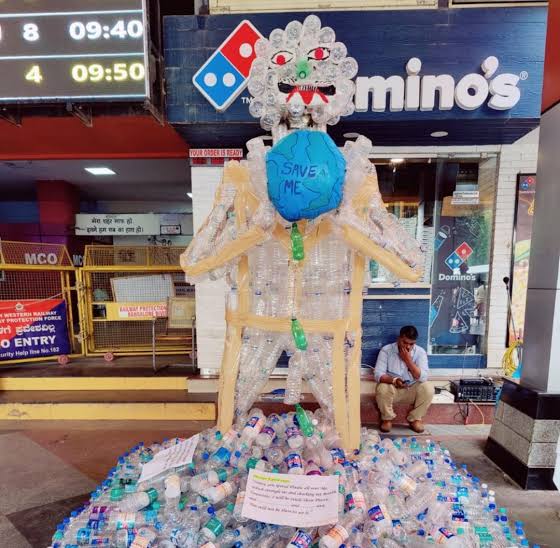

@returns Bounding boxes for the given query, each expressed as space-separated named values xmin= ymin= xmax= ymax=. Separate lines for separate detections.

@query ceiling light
xmin=343 ymin=132 xmax=360 ymax=139
xmin=430 ymin=131 xmax=448 ymax=138
xmin=390 ymin=158 xmax=404 ymax=164
xmin=187 ymin=192 xmax=193 ymax=198
xmin=85 ymin=167 xmax=116 ymax=176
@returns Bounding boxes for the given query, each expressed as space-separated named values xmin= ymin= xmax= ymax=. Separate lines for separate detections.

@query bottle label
xmin=395 ymin=475 xmax=416 ymax=496
xmin=261 ymin=426 xmax=275 ymax=438
xmin=325 ymin=524 xmax=348 ymax=543
xmin=146 ymin=487 xmax=158 ymax=505
xmin=289 ymin=530 xmax=313 ymax=547
xmin=330 ymin=448 xmax=345 ymax=464
xmin=90 ymin=538 xmax=111 ymax=546
xmin=115 ymin=512 xmax=136 ymax=530
xmin=246 ymin=415 xmax=264 ymax=430
xmin=437 ymin=494 xmax=458 ymax=503
xmin=204 ymin=517 xmax=225 ymax=537
xmin=457 ymin=486 xmax=469 ymax=498
xmin=368 ymin=505 xmax=386 ymax=522
xmin=235 ymin=490 xmax=245 ymax=509
xmin=285 ymin=453 xmax=303 ymax=470
xmin=131 ymin=527 xmax=157 ymax=548
xmin=345 ymin=491 xmax=366 ymax=512
xmin=223 ymin=429 xmax=238 ymax=443
xmin=216 ymin=481 xmax=234 ymax=498
xmin=286 ymin=426 xmax=302 ymax=439
xmin=436 ymin=528 xmax=455 ymax=543
xmin=77 ymin=528 xmax=91 ymax=543
xmin=216 ymin=468 xmax=228 ymax=482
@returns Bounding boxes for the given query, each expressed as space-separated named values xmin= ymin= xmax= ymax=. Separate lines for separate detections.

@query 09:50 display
xmin=71 ymin=62 xmax=145 ymax=82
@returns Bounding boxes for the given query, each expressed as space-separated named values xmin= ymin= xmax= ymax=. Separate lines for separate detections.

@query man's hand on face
xmin=394 ymin=377 xmax=406 ymax=389
xmin=398 ymin=340 xmax=411 ymax=365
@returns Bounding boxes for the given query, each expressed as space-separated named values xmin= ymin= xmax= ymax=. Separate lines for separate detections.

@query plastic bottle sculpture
xmin=181 ymin=15 xmax=424 ymax=450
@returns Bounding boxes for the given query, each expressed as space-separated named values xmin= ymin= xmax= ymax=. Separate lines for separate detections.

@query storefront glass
xmin=370 ymin=156 xmax=497 ymax=357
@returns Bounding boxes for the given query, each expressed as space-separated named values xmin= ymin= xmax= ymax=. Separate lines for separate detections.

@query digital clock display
xmin=0 ymin=0 xmax=149 ymax=102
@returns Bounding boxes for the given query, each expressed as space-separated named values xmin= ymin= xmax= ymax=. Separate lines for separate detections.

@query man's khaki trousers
xmin=375 ymin=382 xmax=435 ymax=422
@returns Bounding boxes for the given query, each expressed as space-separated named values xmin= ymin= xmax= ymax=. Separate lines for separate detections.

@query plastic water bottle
xmin=286 ymin=528 xmax=314 ymax=547
xmin=203 ymin=476 xmax=239 ymax=504
xmin=285 ymin=452 xmax=304 ymax=475
xmin=255 ymin=423 xmax=276 ymax=448
xmin=118 ymin=488 xmax=158 ymax=512
xmin=286 ymin=425 xmax=304 ymax=450
xmin=319 ymin=512 xmax=362 ymax=548
xmin=200 ymin=503 xmax=235 ymax=542
xmin=191 ymin=469 xmax=232 ymax=493
xmin=241 ymin=409 xmax=266 ymax=443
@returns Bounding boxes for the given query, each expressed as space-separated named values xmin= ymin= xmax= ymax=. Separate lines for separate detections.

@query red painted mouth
xmin=279 ymin=83 xmax=333 ymax=105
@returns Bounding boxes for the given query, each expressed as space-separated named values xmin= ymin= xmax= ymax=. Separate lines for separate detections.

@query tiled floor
xmin=0 ymin=421 xmax=559 ymax=547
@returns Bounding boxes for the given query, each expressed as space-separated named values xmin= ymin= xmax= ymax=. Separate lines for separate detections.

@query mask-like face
xmin=247 ymin=15 xmax=358 ymax=131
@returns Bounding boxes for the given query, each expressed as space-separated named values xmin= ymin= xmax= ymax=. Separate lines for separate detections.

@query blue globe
xmin=266 ymin=130 xmax=346 ymax=222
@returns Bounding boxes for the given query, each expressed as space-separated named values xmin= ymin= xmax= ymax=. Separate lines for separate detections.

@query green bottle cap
xmin=146 ymin=487 xmax=158 ymax=504
xmin=226 ymin=502 xmax=235 ymax=512
xmin=217 ymin=468 xmax=228 ymax=482
xmin=110 ymin=487 xmax=124 ymax=501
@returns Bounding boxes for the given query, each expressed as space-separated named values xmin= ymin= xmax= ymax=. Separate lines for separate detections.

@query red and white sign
xmin=189 ymin=148 xmax=243 ymax=159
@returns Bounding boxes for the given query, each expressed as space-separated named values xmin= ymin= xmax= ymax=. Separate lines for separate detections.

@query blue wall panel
xmin=361 ymin=298 xmax=430 ymax=366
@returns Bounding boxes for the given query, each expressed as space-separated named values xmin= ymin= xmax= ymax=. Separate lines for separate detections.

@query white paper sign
xmin=75 ymin=213 xmax=160 ymax=236
xmin=241 ymin=469 xmax=338 ymax=527
xmin=139 ymin=434 xmax=199 ymax=483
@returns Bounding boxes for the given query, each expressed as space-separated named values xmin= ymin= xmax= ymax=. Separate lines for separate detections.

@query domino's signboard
xmin=193 ymin=21 xmax=262 ymax=111
xmin=164 ymin=8 xmax=546 ymax=146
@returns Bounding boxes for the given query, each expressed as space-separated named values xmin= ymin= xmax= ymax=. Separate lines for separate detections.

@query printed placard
xmin=139 ymin=434 xmax=199 ymax=483
xmin=242 ymin=469 xmax=338 ymax=527
xmin=0 ymin=299 xmax=70 ymax=361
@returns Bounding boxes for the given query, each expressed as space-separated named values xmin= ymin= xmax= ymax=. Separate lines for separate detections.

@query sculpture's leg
xmin=303 ymin=335 xmax=333 ymax=416
xmin=346 ymin=253 xmax=367 ymax=450
xmin=234 ymin=329 xmax=286 ymax=416
xmin=346 ymin=330 xmax=363 ymax=451
xmin=217 ymin=325 xmax=243 ymax=433
xmin=332 ymin=329 xmax=350 ymax=451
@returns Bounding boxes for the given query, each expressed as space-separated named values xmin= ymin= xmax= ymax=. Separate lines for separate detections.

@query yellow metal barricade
xmin=0 ymin=241 xmax=81 ymax=365
xmin=80 ymin=245 xmax=195 ymax=360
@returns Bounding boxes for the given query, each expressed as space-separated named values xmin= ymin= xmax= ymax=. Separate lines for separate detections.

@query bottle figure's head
xmin=247 ymin=15 xmax=358 ymax=132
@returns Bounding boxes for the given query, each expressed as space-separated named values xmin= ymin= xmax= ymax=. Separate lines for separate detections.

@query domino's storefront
xmin=163 ymin=7 xmax=546 ymax=376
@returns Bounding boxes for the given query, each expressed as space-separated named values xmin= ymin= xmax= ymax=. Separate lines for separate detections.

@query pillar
xmin=190 ymin=166 xmax=226 ymax=374
xmin=36 ymin=180 xmax=79 ymax=245
xmin=485 ymin=3 xmax=560 ymax=490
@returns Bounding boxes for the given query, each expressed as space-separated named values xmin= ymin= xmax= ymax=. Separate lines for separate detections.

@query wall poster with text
xmin=509 ymin=174 xmax=537 ymax=344
xmin=0 ymin=299 xmax=71 ymax=361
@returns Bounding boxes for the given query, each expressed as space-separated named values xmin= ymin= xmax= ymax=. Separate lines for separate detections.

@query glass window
xmin=369 ymin=156 xmax=497 ymax=356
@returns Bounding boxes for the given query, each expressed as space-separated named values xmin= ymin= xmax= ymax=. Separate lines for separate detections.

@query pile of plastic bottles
xmin=50 ymin=406 xmax=537 ymax=548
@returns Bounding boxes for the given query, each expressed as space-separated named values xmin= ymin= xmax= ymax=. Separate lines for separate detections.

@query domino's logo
xmin=193 ymin=20 xmax=263 ymax=112
xmin=445 ymin=242 xmax=473 ymax=271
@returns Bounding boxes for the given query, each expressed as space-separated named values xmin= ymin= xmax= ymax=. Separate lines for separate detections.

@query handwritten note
xmin=241 ymin=469 xmax=338 ymax=527
xmin=138 ymin=434 xmax=199 ymax=483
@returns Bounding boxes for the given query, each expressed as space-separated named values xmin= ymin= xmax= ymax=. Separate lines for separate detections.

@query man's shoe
xmin=380 ymin=420 xmax=392 ymax=433
xmin=409 ymin=420 xmax=425 ymax=433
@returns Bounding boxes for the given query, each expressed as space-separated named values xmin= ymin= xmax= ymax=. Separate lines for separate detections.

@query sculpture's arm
xmin=331 ymin=175 xmax=424 ymax=282
xmin=181 ymin=162 xmax=276 ymax=283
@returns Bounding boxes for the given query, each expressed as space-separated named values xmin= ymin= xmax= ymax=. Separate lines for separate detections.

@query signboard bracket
xmin=144 ymin=99 xmax=165 ymax=127
xmin=66 ymin=103 xmax=92 ymax=128
xmin=0 ymin=106 xmax=21 ymax=127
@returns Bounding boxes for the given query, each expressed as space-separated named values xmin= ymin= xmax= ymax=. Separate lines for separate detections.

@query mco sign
xmin=24 ymin=252 xmax=59 ymax=265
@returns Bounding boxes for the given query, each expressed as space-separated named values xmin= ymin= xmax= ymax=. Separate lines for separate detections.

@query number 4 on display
xmin=25 ymin=65 xmax=43 ymax=84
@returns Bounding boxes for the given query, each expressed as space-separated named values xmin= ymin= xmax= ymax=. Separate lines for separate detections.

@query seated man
xmin=374 ymin=325 xmax=434 ymax=434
